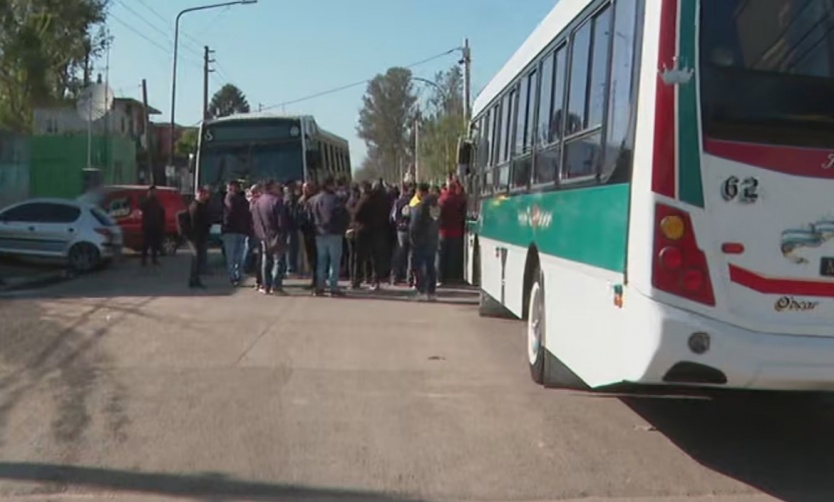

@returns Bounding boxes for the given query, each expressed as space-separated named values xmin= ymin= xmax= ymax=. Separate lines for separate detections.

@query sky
xmin=104 ymin=0 xmax=558 ymax=169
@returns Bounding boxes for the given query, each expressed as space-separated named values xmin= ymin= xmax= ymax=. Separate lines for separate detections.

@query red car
xmin=79 ymin=185 xmax=188 ymax=256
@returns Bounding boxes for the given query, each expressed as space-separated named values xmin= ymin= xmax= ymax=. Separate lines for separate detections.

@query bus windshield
xmin=700 ymin=0 xmax=834 ymax=148
xmin=197 ymin=140 xmax=304 ymax=189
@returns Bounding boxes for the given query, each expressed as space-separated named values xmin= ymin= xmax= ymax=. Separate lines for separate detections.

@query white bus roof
xmin=205 ymin=112 xmax=350 ymax=148
xmin=472 ymin=0 xmax=590 ymax=118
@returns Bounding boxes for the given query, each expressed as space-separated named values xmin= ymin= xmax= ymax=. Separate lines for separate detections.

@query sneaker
xmin=371 ymin=283 xmax=381 ymax=292
xmin=427 ymin=294 xmax=438 ymax=303
xmin=258 ymin=286 xmax=268 ymax=294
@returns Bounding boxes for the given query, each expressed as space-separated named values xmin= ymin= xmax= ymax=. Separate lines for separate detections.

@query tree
xmin=175 ymin=127 xmax=198 ymax=157
xmin=207 ymin=83 xmax=251 ymax=119
xmin=0 ymin=0 xmax=110 ymax=132
xmin=417 ymin=65 xmax=466 ymax=181
xmin=356 ymin=67 xmax=419 ymax=184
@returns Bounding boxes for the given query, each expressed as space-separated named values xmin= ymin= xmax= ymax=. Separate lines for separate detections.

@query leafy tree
xmin=207 ymin=83 xmax=251 ymax=119
xmin=0 ymin=0 xmax=110 ymax=132
xmin=416 ymin=65 xmax=466 ymax=181
xmin=175 ymin=127 xmax=198 ymax=157
xmin=356 ymin=67 xmax=418 ymax=184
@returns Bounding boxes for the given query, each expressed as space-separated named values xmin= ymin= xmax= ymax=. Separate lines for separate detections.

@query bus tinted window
xmin=700 ymin=0 xmax=834 ymax=148
xmin=551 ymin=47 xmax=568 ymax=142
xmin=200 ymin=142 xmax=304 ymax=186
xmin=566 ymin=20 xmax=592 ymax=135
xmin=538 ymin=53 xmax=554 ymax=145
xmin=588 ymin=6 xmax=612 ymax=128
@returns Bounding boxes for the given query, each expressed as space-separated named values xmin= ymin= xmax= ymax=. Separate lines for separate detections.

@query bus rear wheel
xmin=527 ymin=267 xmax=545 ymax=384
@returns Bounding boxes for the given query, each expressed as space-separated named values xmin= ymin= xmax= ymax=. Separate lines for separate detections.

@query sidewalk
xmin=0 ymin=258 xmax=70 ymax=292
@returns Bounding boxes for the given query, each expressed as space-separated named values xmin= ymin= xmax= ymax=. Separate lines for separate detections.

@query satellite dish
xmin=77 ymin=83 xmax=114 ymax=122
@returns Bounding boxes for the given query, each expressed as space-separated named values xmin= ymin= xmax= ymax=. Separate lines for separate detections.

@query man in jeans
xmin=310 ymin=176 xmax=349 ymax=296
xmin=221 ymin=180 xmax=251 ymax=286
xmin=252 ymin=181 xmax=289 ymax=295
xmin=409 ymin=182 xmax=440 ymax=302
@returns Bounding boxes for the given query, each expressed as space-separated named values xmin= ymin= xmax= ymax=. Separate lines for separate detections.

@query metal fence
xmin=0 ymin=133 xmax=30 ymax=208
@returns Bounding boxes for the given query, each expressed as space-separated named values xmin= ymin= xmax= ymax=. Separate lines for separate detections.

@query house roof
xmin=115 ymin=97 xmax=162 ymax=115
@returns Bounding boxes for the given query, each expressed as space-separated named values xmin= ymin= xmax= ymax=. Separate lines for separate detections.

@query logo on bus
xmin=822 ymin=154 xmax=834 ymax=170
xmin=774 ymin=296 xmax=818 ymax=312
xmin=518 ymin=205 xmax=552 ymax=230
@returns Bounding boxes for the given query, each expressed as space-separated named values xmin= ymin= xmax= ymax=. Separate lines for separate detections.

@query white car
xmin=0 ymin=198 xmax=123 ymax=272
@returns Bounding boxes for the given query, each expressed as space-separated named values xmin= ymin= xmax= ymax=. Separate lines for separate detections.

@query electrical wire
xmin=260 ymin=47 xmax=460 ymax=111
xmin=116 ymin=0 xmax=205 ymax=61
xmin=109 ymin=13 xmax=203 ymax=70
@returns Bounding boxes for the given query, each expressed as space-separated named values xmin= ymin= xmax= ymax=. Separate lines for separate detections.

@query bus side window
xmin=602 ymin=0 xmax=639 ymax=183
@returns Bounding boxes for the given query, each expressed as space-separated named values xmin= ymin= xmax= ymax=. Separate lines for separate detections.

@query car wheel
xmin=68 ymin=243 xmax=101 ymax=273
xmin=161 ymin=235 xmax=180 ymax=256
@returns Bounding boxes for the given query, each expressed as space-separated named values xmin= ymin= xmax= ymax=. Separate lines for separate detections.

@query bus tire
xmin=527 ymin=267 xmax=546 ymax=384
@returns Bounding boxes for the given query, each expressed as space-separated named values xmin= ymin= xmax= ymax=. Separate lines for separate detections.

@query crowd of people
xmin=175 ymin=175 xmax=468 ymax=301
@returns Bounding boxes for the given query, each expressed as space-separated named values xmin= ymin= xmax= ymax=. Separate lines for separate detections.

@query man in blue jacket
xmin=310 ymin=176 xmax=350 ymax=296
xmin=409 ymin=182 xmax=440 ymax=302
xmin=251 ymin=180 xmax=289 ymax=295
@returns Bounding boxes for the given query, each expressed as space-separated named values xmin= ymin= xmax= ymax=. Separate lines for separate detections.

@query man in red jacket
xmin=436 ymin=179 xmax=467 ymax=285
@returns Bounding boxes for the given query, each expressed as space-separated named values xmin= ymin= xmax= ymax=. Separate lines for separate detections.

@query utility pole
xmin=141 ymin=79 xmax=153 ymax=185
xmin=461 ymin=38 xmax=472 ymax=131
xmin=414 ymin=118 xmax=421 ymax=182
xmin=203 ymin=46 xmax=215 ymax=121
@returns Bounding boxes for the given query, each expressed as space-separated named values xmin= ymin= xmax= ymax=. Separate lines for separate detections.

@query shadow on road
xmin=24 ymin=253 xmax=236 ymax=299
xmin=335 ymin=285 xmax=478 ymax=305
xmin=0 ymin=462 xmax=427 ymax=502
xmin=619 ymin=390 xmax=834 ymax=502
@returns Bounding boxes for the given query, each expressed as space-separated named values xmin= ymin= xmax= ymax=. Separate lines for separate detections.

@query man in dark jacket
xmin=299 ymin=181 xmax=318 ymax=289
xmin=390 ymin=182 xmax=415 ymax=285
xmin=310 ymin=176 xmax=349 ymax=296
xmin=221 ymin=180 xmax=251 ymax=286
xmin=251 ymin=180 xmax=289 ymax=295
xmin=409 ymin=182 xmax=440 ymax=302
xmin=350 ymin=181 xmax=388 ymax=290
xmin=140 ymin=185 xmax=165 ymax=267
xmin=185 ymin=186 xmax=212 ymax=289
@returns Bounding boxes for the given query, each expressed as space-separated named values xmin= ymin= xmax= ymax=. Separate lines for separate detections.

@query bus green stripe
xmin=478 ymin=184 xmax=629 ymax=273
xmin=676 ymin=0 xmax=704 ymax=207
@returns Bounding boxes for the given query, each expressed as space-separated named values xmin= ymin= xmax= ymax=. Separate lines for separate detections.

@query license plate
xmin=820 ymin=257 xmax=834 ymax=277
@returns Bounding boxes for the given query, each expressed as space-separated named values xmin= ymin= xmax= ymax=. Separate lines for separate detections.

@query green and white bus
xmin=458 ymin=0 xmax=834 ymax=392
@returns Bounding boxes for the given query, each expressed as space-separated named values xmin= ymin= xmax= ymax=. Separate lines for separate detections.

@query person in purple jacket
xmin=251 ymin=180 xmax=289 ymax=295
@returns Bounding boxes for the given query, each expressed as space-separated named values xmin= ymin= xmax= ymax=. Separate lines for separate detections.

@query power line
xmin=116 ymin=0 xmax=205 ymax=61
xmin=109 ymin=13 xmax=203 ymax=70
xmin=260 ymin=48 xmax=460 ymax=111
xmin=134 ymin=0 xmax=218 ymax=49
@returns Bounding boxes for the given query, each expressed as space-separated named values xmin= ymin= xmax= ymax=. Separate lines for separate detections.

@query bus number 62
xmin=721 ymin=176 xmax=759 ymax=204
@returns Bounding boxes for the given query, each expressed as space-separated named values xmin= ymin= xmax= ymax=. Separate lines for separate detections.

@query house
xmin=29 ymin=97 xmax=161 ymax=198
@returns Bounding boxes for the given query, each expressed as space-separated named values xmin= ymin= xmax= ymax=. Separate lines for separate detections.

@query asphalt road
xmin=0 ymin=254 xmax=831 ymax=502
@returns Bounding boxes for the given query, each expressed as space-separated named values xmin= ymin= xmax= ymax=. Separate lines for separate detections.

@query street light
xmin=168 ymin=0 xmax=258 ymax=173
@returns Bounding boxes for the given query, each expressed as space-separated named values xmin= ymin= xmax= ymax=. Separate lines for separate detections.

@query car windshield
xmin=197 ymin=141 xmax=304 ymax=189
xmin=700 ymin=0 xmax=834 ymax=148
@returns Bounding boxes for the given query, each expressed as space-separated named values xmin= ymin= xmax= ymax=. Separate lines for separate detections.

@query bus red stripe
xmin=705 ymin=138 xmax=834 ymax=179
xmin=651 ymin=0 xmax=678 ymax=198
xmin=729 ymin=264 xmax=834 ymax=297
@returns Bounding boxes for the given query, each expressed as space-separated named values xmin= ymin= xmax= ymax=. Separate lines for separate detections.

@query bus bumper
xmin=623 ymin=291 xmax=834 ymax=391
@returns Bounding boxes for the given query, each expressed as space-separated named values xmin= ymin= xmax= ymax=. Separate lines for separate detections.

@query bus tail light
xmin=652 ymin=204 xmax=715 ymax=306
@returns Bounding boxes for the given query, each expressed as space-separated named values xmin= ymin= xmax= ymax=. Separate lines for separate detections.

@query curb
xmin=0 ymin=270 xmax=72 ymax=293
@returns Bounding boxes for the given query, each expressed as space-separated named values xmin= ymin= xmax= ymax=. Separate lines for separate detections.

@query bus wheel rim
xmin=527 ymin=281 xmax=542 ymax=365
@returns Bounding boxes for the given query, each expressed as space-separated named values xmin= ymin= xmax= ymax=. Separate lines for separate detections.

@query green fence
xmin=0 ymin=133 xmax=30 ymax=208
xmin=30 ymin=135 xmax=137 ymax=199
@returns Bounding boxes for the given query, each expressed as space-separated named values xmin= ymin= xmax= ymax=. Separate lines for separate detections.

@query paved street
xmin=0 ymin=254 xmax=831 ymax=502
